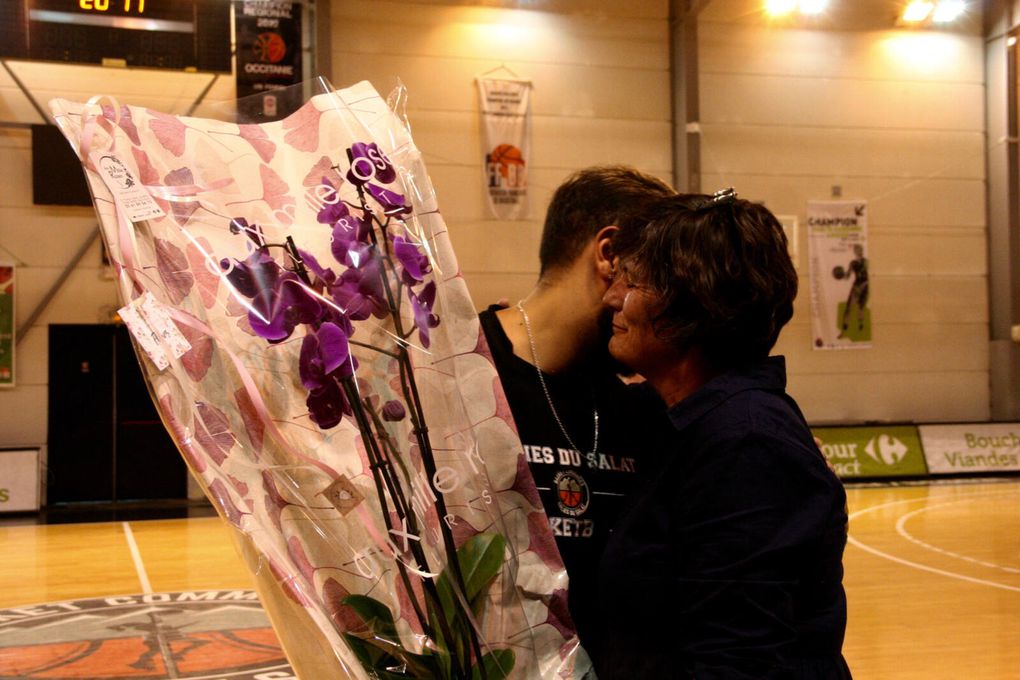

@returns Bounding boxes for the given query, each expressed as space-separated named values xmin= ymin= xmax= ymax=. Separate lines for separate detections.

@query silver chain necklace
xmin=516 ymin=301 xmax=599 ymax=456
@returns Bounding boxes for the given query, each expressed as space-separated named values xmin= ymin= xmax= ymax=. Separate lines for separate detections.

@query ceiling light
xmin=932 ymin=0 xmax=966 ymax=23
xmin=902 ymin=1 xmax=934 ymax=23
xmin=799 ymin=0 xmax=829 ymax=15
xmin=765 ymin=0 xmax=798 ymax=17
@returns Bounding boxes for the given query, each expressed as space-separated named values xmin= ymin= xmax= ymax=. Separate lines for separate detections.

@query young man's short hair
xmin=538 ymin=166 xmax=674 ymax=277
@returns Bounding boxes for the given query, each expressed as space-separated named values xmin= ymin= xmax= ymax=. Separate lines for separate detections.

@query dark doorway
xmin=47 ymin=324 xmax=186 ymax=505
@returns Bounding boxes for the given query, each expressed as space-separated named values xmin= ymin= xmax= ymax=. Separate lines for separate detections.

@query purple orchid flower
xmin=346 ymin=142 xmax=396 ymax=187
xmin=222 ymin=250 xmax=323 ymax=343
xmin=229 ymin=217 xmax=265 ymax=248
xmin=305 ymin=377 xmax=352 ymax=430
xmin=316 ymin=178 xmax=350 ymax=226
xmin=408 ymin=281 xmax=440 ymax=349
xmin=296 ymin=248 xmax=337 ymax=289
xmin=221 ymin=249 xmax=277 ymax=299
xmin=332 ymin=251 xmax=389 ymax=321
xmin=366 ymin=183 xmax=412 ymax=217
xmin=299 ymin=322 xmax=355 ymax=390
xmin=248 ymin=274 xmax=323 ymax=343
xmin=382 ymin=400 xmax=406 ymax=422
xmin=299 ymin=322 xmax=357 ymax=429
xmin=330 ymin=215 xmax=372 ymax=268
xmin=392 ymin=235 xmax=431 ymax=286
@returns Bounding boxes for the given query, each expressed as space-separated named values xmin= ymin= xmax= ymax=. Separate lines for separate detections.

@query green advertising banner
xmin=0 ymin=264 xmax=12 ymax=387
xmin=812 ymin=425 xmax=928 ymax=478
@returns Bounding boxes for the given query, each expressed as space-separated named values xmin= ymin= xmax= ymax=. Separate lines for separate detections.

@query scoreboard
xmin=0 ymin=0 xmax=231 ymax=72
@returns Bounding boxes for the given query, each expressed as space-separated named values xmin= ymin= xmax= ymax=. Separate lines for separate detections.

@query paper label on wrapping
xmin=323 ymin=475 xmax=364 ymax=516
xmin=89 ymin=151 xmax=166 ymax=222
xmin=138 ymin=293 xmax=191 ymax=360
xmin=119 ymin=303 xmax=170 ymax=370
xmin=118 ymin=294 xmax=191 ymax=370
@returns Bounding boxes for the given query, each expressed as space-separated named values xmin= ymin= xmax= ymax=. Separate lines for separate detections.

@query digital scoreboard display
xmin=0 ymin=0 xmax=231 ymax=72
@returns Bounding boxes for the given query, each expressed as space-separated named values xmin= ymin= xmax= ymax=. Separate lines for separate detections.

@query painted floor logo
xmin=0 ymin=590 xmax=294 ymax=680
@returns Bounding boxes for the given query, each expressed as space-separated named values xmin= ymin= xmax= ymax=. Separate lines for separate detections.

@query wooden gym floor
xmin=1 ymin=478 xmax=1018 ymax=679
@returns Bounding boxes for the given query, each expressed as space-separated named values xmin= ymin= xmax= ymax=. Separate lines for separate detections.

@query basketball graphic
xmin=553 ymin=470 xmax=589 ymax=517
xmin=0 ymin=591 xmax=293 ymax=679
xmin=253 ymin=33 xmax=287 ymax=63
xmin=486 ymin=144 xmax=526 ymax=189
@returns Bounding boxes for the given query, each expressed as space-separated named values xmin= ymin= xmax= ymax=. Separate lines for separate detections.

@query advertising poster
xmin=0 ymin=264 xmax=12 ymax=387
xmin=813 ymin=425 xmax=928 ymax=479
xmin=477 ymin=77 xmax=531 ymax=220
xmin=234 ymin=1 xmax=303 ymax=121
xmin=807 ymin=200 xmax=871 ymax=349
xmin=919 ymin=423 xmax=1020 ymax=474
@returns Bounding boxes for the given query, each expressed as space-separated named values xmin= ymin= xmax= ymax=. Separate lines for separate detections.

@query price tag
xmin=118 ymin=294 xmax=192 ymax=371
xmin=138 ymin=293 xmax=192 ymax=360
xmin=118 ymin=303 xmax=169 ymax=370
xmin=89 ymin=151 xmax=166 ymax=222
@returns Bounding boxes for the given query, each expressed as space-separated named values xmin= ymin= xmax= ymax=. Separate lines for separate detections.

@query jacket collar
xmin=666 ymin=356 xmax=788 ymax=433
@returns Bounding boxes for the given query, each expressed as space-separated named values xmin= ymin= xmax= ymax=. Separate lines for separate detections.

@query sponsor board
xmin=0 ymin=591 xmax=294 ymax=679
xmin=0 ymin=449 xmax=39 ymax=512
xmin=812 ymin=425 xmax=928 ymax=478
xmin=919 ymin=423 xmax=1020 ymax=474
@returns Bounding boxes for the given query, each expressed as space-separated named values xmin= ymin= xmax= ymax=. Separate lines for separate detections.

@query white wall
xmin=697 ymin=3 xmax=989 ymax=423
xmin=0 ymin=0 xmax=996 ymax=456
xmin=0 ymin=62 xmax=237 ymax=448
xmin=329 ymin=0 xmax=674 ymax=307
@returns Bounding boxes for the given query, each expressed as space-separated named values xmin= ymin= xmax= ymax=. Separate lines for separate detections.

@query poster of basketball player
xmin=0 ymin=263 xmax=12 ymax=387
xmin=477 ymin=74 xmax=532 ymax=220
xmin=808 ymin=200 xmax=872 ymax=350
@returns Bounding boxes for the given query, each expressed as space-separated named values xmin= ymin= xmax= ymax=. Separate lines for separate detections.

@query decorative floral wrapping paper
xmin=49 ymin=80 xmax=586 ymax=679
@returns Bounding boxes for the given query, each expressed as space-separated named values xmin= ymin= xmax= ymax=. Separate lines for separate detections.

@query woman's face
xmin=602 ymin=263 xmax=679 ymax=375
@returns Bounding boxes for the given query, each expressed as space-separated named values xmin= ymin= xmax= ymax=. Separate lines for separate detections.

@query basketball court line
xmin=121 ymin=521 xmax=153 ymax=595
xmin=847 ymin=491 xmax=1020 ymax=594
xmin=895 ymin=500 xmax=1020 ymax=574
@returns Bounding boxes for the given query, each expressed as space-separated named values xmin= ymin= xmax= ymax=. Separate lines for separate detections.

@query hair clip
xmin=695 ymin=187 xmax=737 ymax=211
xmin=710 ymin=187 xmax=737 ymax=205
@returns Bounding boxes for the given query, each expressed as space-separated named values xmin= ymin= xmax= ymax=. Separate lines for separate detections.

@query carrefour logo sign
xmin=814 ymin=426 xmax=928 ymax=478
xmin=863 ymin=434 xmax=909 ymax=466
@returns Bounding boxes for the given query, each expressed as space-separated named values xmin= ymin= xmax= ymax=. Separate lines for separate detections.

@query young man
xmin=477 ymin=166 xmax=674 ymax=649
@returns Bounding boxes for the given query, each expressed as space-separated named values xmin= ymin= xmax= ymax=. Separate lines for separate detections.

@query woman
xmin=596 ymin=191 xmax=851 ymax=679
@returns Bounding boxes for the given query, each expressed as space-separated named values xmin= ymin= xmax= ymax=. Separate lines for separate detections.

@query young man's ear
xmin=595 ymin=225 xmax=618 ymax=282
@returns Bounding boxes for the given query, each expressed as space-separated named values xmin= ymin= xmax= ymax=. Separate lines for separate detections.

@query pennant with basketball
xmin=477 ymin=76 xmax=531 ymax=220
xmin=807 ymin=200 xmax=872 ymax=350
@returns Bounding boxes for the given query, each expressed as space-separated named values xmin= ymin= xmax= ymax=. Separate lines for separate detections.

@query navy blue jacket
xmin=596 ymin=357 xmax=851 ymax=679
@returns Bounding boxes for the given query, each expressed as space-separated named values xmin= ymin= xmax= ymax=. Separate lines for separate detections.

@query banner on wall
xmin=919 ymin=423 xmax=1020 ymax=474
xmin=0 ymin=264 xmax=12 ymax=387
xmin=812 ymin=425 xmax=928 ymax=479
xmin=477 ymin=76 xmax=531 ymax=220
xmin=808 ymin=200 xmax=871 ymax=350
xmin=234 ymin=1 xmax=303 ymax=121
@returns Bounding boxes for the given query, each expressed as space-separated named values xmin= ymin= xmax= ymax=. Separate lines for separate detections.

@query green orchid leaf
xmin=398 ymin=649 xmax=443 ymax=678
xmin=344 ymin=630 xmax=442 ymax=679
xmin=342 ymin=594 xmax=401 ymax=645
xmin=470 ymin=649 xmax=516 ymax=680
xmin=430 ymin=533 xmax=508 ymax=679
xmin=426 ymin=604 xmax=458 ymax=679
xmin=456 ymin=533 xmax=507 ymax=604
xmin=343 ymin=632 xmax=399 ymax=671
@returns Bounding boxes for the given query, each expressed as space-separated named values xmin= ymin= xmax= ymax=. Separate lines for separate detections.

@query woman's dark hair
xmin=613 ymin=192 xmax=798 ymax=369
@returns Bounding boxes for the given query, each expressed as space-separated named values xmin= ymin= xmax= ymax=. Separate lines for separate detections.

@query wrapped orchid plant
xmin=49 ymin=80 xmax=585 ymax=679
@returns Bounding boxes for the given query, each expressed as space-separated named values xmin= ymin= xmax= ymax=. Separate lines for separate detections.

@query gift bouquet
xmin=49 ymin=79 xmax=585 ymax=679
